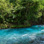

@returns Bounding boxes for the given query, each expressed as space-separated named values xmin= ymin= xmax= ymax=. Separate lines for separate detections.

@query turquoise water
xmin=0 ymin=25 xmax=44 ymax=44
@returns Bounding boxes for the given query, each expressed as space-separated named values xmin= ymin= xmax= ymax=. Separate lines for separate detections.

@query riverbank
xmin=0 ymin=23 xmax=44 ymax=29
xmin=0 ymin=23 xmax=31 ymax=29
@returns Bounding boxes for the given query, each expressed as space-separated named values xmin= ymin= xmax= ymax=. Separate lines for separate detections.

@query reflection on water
xmin=0 ymin=25 xmax=44 ymax=44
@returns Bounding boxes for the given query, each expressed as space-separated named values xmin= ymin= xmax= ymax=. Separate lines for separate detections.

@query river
xmin=0 ymin=25 xmax=44 ymax=44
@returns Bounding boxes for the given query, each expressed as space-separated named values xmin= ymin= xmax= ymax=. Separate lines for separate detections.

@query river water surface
xmin=0 ymin=25 xmax=44 ymax=44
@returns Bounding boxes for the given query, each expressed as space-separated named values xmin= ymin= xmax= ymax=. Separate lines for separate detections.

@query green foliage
xmin=0 ymin=0 xmax=44 ymax=28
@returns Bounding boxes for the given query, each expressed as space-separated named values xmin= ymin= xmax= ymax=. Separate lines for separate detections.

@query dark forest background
xmin=0 ymin=0 xmax=44 ymax=28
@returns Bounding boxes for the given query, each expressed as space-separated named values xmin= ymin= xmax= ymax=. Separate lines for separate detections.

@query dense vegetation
xmin=0 ymin=0 xmax=44 ymax=28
